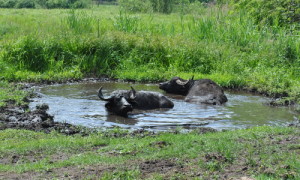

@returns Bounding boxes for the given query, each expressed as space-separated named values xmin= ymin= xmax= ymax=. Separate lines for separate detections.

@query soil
xmin=0 ymin=101 xmax=80 ymax=135
xmin=0 ymin=156 xmax=258 ymax=180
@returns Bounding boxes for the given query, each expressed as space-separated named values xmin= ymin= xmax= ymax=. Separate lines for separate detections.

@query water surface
xmin=30 ymin=82 xmax=297 ymax=131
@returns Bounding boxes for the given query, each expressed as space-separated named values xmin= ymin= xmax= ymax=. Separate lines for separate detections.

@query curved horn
xmin=130 ymin=86 xmax=137 ymax=100
xmin=97 ymin=87 xmax=111 ymax=101
xmin=176 ymin=79 xmax=189 ymax=86
xmin=190 ymin=75 xmax=194 ymax=81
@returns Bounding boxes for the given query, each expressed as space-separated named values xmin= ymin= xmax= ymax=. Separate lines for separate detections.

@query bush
xmin=45 ymin=0 xmax=90 ymax=8
xmin=72 ymin=0 xmax=89 ymax=8
xmin=150 ymin=0 xmax=173 ymax=13
xmin=233 ymin=0 xmax=300 ymax=28
xmin=0 ymin=0 xmax=17 ymax=8
xmin=118 ymin=0 xmax=175 ymax=13
xmin=0 ymin=0 xmax=91 ymax=9
xmin=118 ymin=0 xmax=224 ymax=14
xmin=45 ymin=0 xmax=71 ymax=8
xmin=15 ymin=0 xmax=35 ymax=8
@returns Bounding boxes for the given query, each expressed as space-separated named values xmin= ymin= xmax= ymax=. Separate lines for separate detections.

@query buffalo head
xmin=159 ymin=76 xmax=194 ymax=95
xmin=98 ymin=87 xmax=136 ymax=117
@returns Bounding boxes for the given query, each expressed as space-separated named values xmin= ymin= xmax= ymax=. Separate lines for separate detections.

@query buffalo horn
xmin=176 ymin=79 xmax=189 ymax=86
xmin=130 ymin=86 xmax=137 ymax=99
xmin=176 ymin=76 xmax=194 ymax=86
xmin=97 ymin=87 xmax=111 ymax=101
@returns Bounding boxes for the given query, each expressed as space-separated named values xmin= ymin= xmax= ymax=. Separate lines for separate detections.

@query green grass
xmin=0 ymin=5 xmax=299 ymax=103
xmin=0 ymin=81 xmax=29 ymax=107
xmin=0 ymin=126 xmax=299 ymax=179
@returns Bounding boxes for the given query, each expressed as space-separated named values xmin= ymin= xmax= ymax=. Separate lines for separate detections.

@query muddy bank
xmin=0 ymin=102 xmax=80 ymax=135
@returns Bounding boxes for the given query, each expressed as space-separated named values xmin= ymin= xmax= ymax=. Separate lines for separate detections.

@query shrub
xmin=118 ymin=0 xmax=225 ymax=14
xmin=72 ymin=0 xmax=90 ymax=8
xmin=0 ymin=0 xmax=17 ymax=8
xmin=150 ymin=0 xmax=173 ymax=13
xmin=233 ymin=0 xmax=300 ymax=28
xmin=15 ymin=0 xmax=35 ymax=8
xmin=119 ymin=0 xmax=175 ymax=13
xmin=45 ymin=0 xmax=70 ymax=8
xmin=0 ymin=0 xmax=91 ymax=9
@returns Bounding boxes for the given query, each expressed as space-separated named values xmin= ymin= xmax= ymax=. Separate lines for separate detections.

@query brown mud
xmin=0 ymin=101 xmax=81 ymax=135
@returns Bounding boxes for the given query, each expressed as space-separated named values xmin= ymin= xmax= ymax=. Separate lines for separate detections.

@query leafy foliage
xmin=233 ymin=0 xmax=300 ymax=28
xmin=0 ymin=0 xmax=90 ymax=8
xmin=118 ymin=0 xmax=226 ymax=14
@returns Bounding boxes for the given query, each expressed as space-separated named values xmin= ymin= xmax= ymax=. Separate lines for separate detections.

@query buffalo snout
xmin=120 ymin=96 xmax=133 ymax=111
xmin=158 ymin=82 xmax=167 ymax=90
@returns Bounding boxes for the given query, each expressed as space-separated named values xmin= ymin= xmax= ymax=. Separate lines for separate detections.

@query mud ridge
xmin=0 ymin=102 xmax=80 ymax=135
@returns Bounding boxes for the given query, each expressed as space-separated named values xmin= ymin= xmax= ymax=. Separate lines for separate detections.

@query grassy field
xmin=0 ymin=5 xmax=299 ymax=103
xmin=0 ymin=126 xmax=299 ymax=179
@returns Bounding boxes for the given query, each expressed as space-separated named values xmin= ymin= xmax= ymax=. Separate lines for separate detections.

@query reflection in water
xmin=106 ymin=114 xmax=138 ymax=125
xmin=29 ymin=82 xmax=297 ymax=131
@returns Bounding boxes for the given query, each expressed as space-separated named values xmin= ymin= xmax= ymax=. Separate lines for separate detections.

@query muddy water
xmin=30 ymin=82 xmax=297 ymax=131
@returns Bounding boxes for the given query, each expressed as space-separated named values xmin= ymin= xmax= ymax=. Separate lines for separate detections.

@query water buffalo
xmin=159 ymin=77 xmax=227 ymax=105
xmin=98 ymin=86 xmax=174 ymax=116
xmin=98 ymin=87 xmax=134 ymax=117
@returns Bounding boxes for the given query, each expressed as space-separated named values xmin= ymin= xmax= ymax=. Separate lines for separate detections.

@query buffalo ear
xmin=190 ymin=75 xmax=194 ymax=81
xmin=129 ymin=86 xmax=137 ymax=100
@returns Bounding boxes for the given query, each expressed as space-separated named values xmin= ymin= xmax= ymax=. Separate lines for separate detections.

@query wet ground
xmin=0 ymin=102 xmax=80 ymax=134
xmin=29 ymin=81 xmax=297 ymax=131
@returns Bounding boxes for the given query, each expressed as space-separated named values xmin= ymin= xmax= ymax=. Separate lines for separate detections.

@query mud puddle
xmin=29 ymin=82 xmax=297 ymax=131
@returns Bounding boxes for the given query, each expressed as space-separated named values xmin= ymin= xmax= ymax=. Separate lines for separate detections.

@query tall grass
xmin=64 ymin=9 xmax=95 ymax=33
xmin=0 ymin=5 xmax=299 ymax=101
